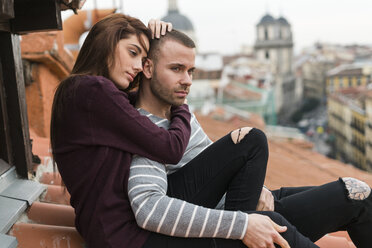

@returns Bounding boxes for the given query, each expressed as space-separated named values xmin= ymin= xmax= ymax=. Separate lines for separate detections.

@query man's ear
xmin=142 ymin=58 xmax=153 ymax=79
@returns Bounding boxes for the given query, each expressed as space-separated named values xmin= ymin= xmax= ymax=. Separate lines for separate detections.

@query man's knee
xmin=341 ymin=177 xmax=371 ymax=200
xmin=231 ymin=127 xmax=252 ymax=144
xmin=230 ymin=127 xmax=267 ymax=145
xmin=261 ymin=211 xmax=288 ymax=227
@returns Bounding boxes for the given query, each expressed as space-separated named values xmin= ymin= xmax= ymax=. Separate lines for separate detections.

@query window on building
xmin=265 ymin=50 xmax=269 ymax=59
xmin=362 ymin=76 xmax=367 ymax=85
xmin=343 ymin=77 xmax=348 ymax=87
xmin=264 ymin=28 xmax=268 ymax=40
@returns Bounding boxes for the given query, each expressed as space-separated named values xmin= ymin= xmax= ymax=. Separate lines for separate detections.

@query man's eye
xmin=172 ymin=67 xmax=180 ymax=72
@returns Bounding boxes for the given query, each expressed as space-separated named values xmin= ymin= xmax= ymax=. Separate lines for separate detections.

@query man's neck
xmin=135 ymin=87 xmax=171 ymax=120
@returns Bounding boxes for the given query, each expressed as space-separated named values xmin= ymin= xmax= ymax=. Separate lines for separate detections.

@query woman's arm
xmin=128 ymin=156 xmax=248 ymax=239
xmin=82 ymin=76 xmax=191 ymax=164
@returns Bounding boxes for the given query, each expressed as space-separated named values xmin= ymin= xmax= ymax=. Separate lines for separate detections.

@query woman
xmin=50 ymin=14 xmax=191 ymax=248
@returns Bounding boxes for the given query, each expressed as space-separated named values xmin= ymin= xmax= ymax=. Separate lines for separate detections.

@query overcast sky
xmin=62 ymin=0 xmax=372 ymax=55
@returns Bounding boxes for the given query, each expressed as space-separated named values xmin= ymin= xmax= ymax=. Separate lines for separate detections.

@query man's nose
xmin=181 ymin=73 xmax=192 ymax=86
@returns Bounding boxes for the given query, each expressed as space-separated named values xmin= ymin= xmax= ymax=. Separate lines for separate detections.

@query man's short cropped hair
xmin=147 ymin=29 xmax=196 ymax=63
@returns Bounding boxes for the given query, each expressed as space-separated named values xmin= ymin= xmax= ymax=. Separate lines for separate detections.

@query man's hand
xmin=148 ymin=19 xmax=173 ymax=39
xmin=256 ymin=186 xmax=275 ymax=211
xmin=242 ymin=214 xmax=290 ymax=248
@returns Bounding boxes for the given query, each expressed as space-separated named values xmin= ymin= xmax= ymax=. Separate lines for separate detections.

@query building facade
xmin=327 ymin=87 xmax=371 ymax=171
xmin=297 ymin=57 xmax=334 ymax=101
xmin=326 ymin=63 xmax=372 ymax=95
xmin=254 ymin=14 xmax=297 ymax=120
xmin=366 ymin=91 xmax=372 ymax=169
xmin=217 ymin=57 xmax=276 ymax=125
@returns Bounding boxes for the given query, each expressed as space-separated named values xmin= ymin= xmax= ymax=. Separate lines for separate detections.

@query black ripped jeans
xmin=273 ymin=179 xmax=372 ymax=248
xmin=143 ymin=128 xmax=318 ymax=248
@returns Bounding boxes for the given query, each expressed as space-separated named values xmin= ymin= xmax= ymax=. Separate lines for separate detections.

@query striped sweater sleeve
xmin=128 ymin=157 xmax=249 ymax=239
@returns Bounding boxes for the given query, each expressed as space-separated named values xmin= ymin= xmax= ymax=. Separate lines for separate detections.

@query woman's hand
xmin=148 ymin=19 xmax=173 ymax=39
xmin=256 ymin=186 xmax=275 ymax=211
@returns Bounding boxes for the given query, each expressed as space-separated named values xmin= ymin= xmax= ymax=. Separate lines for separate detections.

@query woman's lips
xmin=126 ymin=72 xmax=135 ymax=82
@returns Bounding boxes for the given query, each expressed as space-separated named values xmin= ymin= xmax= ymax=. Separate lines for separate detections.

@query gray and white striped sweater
xmin=128 ymin=109 xmax=249 ymax=239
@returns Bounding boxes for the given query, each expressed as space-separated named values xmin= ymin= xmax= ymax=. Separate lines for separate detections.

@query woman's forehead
xmin=122 ymin=34 xmax=149 ymax=55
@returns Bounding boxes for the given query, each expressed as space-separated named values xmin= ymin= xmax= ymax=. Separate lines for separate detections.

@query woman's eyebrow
xmin=129 ymin=44 xmax=142 ymax=53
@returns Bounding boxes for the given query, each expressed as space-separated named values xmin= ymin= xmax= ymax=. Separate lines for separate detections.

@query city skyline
xmin=62 ymin=0 xmax=372 ymax=55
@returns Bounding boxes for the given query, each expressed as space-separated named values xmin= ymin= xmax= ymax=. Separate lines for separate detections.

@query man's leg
xmin=273 ymin=178 xmax=372 ymax=248
xmin=167 ymin=127 xmax=268 ymax=211
xmin=165 ymin=128 xmax=318 ymax=247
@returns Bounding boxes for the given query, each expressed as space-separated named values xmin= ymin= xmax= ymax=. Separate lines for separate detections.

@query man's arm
xmin=128 ymin=112 xmax=290 ymax=247
xmin=128 ymin=156 xmax=248 ymax=239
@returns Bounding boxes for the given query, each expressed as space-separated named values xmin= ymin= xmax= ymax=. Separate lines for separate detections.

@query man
xmin=128 ymin=30 xmax=372 ymax=248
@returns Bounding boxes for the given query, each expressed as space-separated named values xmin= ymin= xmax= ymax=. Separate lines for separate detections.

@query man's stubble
xmin=149 ymin=67 xmax=187 ymax=107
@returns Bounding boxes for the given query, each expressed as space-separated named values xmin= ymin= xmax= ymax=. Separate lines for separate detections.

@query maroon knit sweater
xmin=53 ymin=75 xmax=191 ymax=248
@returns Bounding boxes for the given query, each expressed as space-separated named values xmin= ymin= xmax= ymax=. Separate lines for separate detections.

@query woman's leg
xmin=272 ymin=186 xmax=314 ymax=200
xmin=142 ymin=211 xmax=319 ymax=248
xmin=142 ymin=232 xmax=214 ymax=248
xmin=273 ymin=178 xmax=372 ymax=248
xmin=167 ymin=127 xmax=268 ymax=211
xmin=217 ymin=211 xmax=319 ymax=248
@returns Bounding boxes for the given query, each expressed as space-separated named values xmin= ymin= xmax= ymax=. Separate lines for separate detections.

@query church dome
xmin=258 ymin=14 xmax=275 ymax=25
xmin=277 ymin=16 xmax=290 ymax=26
xmin=161 ymin=0 xmax=194 ymax=32
xmin=161 ymin=10 xmax=194 ymax=31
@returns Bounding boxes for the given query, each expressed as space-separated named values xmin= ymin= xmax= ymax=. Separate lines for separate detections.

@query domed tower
xmin=254 ymin=14 xmax=293 ymax=75
xmin=254 ymin=14 xmax=296 ymax=119
xmin=161 ymin=0 xmax=196 ymax=44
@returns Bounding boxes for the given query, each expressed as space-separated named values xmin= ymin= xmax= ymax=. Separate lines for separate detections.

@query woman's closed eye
xmin=129 ymin=49 xmax=138 ymax=56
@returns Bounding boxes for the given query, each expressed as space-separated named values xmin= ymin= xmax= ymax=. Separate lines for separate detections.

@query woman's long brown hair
xmin=50 ymin=13 xmax=151 ymax=169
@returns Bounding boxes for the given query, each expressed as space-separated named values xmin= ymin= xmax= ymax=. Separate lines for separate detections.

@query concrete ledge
xmin=0 ymin=234 xmax=17 ymax=248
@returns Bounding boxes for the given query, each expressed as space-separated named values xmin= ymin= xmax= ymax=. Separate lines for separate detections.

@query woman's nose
xmin=133 ymin=59 xmax=143 ymax=73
